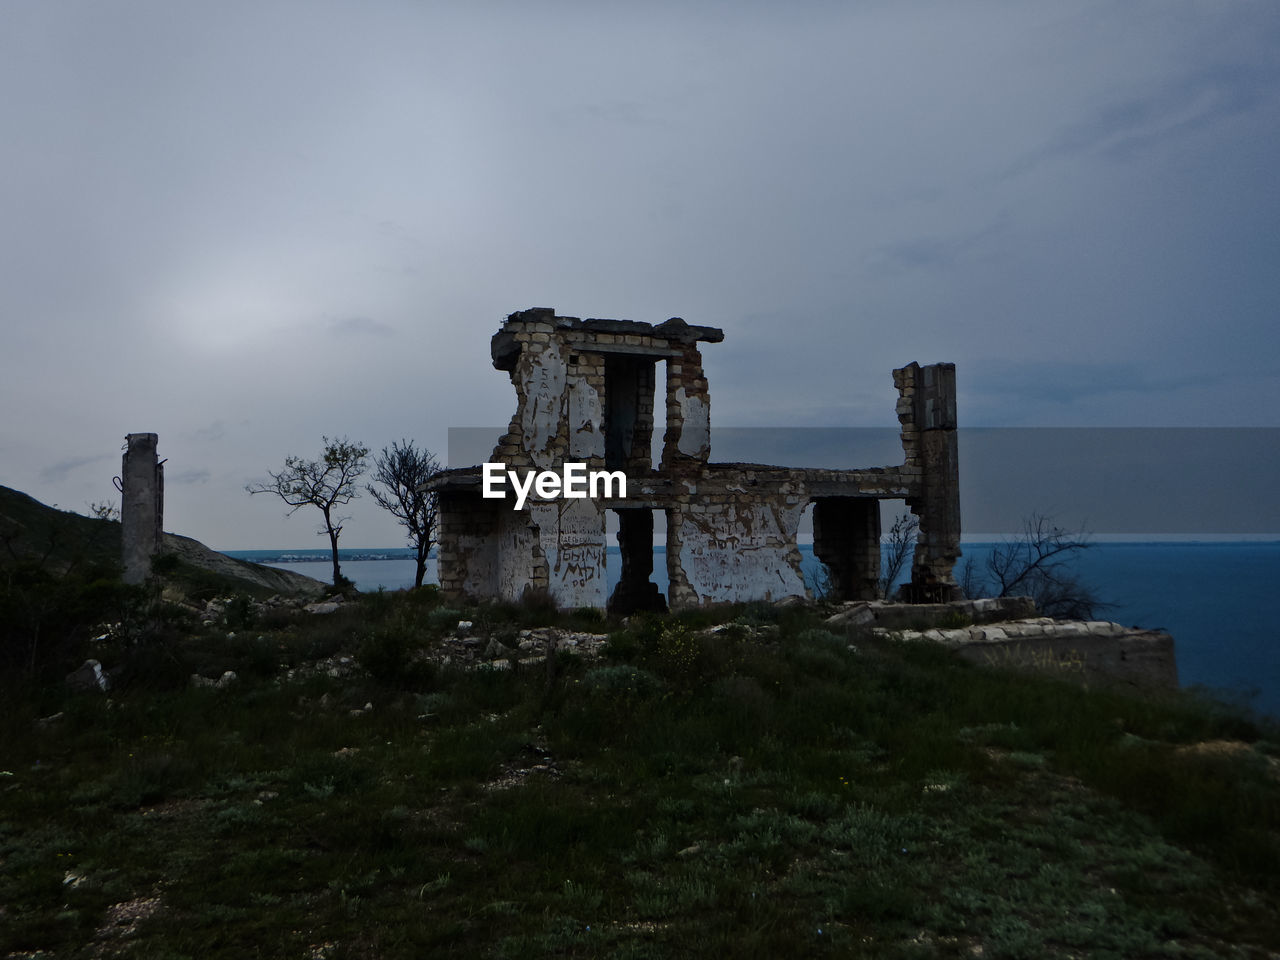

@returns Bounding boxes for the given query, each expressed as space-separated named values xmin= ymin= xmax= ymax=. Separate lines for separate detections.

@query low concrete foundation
xmin=827 ymin=596 xmax=1178 ymax=690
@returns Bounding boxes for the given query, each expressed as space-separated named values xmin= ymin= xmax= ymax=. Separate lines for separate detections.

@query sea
xmin=225 ymin=542 xmax=1280 ymax=721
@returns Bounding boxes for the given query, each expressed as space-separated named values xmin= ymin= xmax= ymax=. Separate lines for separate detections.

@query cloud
xmin=188 ymin=421 xmax=227 ymax=442
xmin=864 ymin=218 xmax=1008 ymax=275
xmin=3 ymin=2 xmax=1278 ymax=547
xmin=1006 ymin=63 xmax=1277 ymax=178
xmin=39 ymin=455 xmax=110 ymax=485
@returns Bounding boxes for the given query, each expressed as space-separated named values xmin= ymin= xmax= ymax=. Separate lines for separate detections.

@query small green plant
xmin=223 ymin=595 xmax=257 ymax=630
xmin=656 ymin=622 xmax=699 ymax=678
xmin=582 ymin=664 xmax=666 ymax=700
xmin=938 ymin=610 xmax=973 ymax=629
xmin=358 ymin=618 xmax=435 ymax=688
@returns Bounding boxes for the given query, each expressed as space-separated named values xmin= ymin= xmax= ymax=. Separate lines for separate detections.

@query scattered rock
xmin=94 ymin=894 xmax=163 ymax=943
xmin=824 ymin=602 xmax=875 ymax=628
xmin=773 ymin=594 xmax=809 ymax=608
xmin=63 ymin=870 xmax=88 ymax=889
xmin=89 ymin=623 xmax=120 ymax=643
xmin=190 ymin=670 xmax=239 ymax=689
xmin=66 ymin=659 xmax=109 ymax=693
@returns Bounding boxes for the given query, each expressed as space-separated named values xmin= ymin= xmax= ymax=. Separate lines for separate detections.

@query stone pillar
xmin=902 ymin=363 xmax=962 ymax=602
xmin=607 ymin=508 xmax=666 ymax=614
xmin=121 ymin=433 xmax=163 ymax=585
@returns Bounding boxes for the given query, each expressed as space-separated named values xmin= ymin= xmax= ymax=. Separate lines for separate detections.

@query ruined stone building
xmin=425 ymin=308 xmax=960 ymax=612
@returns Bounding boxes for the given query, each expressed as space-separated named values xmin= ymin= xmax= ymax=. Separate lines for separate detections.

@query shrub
xmin=582 ymin=664 xmax=666 ymax=700
xmin=359 ymin=625 xmax=416 ymax=686
xmin=223 ymin=595 xmax=257 ymax=631
xmin=355 ymin=607 xmax=440 ymax=689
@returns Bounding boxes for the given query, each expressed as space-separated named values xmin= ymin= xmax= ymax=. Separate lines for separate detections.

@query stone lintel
xmin=492 ymin=309 xmax=724 ymax=371
xmin=563 ymin=335 xmax=683 ymax=359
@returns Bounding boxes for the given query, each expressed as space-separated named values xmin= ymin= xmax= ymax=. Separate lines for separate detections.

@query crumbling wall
xmin=895 ymin=362 xmax=961 ymax=601
xmin=434 ymin=492 xmax=503 ymax=600
xmin=812 ymin=497 xmax=881 ymax=601
xmin=529 ymin=498 xmax=609 ymax=608
xmin=121 ymin=432 xmax=163 ymax=585
xmin=484 ymin=311 xmax=615 ymax=606
xmin=609 ymin=508 xmax=666 ymax=614
xmin=496 ymin=507 xmax=545 ymax=602
xmin=665 ymin=473 xmax=808 ymax=607
xmin=662 ymin=336 xmax=712 ymax=471
xmin=603 ymin=355 xmax=656 ymax=471
xmin=431 ymin=308 xmax=962 ymax=612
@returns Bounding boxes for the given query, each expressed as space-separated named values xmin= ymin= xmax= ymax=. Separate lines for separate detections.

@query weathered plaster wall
xmin=568 ymin=354 xmax=605 ymax=461
xmin=435 ymin=493 xmax=502 ymax=600
xmin=530 ymin=498 xmax=609 ymax=609
xmin=518 ymin=339 xmax=567 ymax=469
xmin=665 ymin=474 xmax=808 ymax=607
xmin=662 ymin=338 xmax=712 ymax=471
xmin=496 ymin=507 xmax=544 ymax=602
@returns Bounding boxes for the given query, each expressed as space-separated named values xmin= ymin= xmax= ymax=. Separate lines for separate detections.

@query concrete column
xmin=121 ymin=433 xmax=163 ymax=584
xmin=903 ymin=363 xmax=962 ymax=602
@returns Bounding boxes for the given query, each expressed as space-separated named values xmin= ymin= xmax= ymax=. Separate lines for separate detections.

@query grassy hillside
xmin=1 ymin=484 xmax=324 ymax=681
xmin=1 ymin=590 xmax=1277 ymax=959
xmin=0 ymin=484 xmax=120 ymax=573
xmin=0 ymin=483 xmax=324 ymax=599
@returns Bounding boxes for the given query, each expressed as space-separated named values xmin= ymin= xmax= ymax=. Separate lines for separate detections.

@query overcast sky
xmin=3 ymin=1 xmax=1278 ymax=549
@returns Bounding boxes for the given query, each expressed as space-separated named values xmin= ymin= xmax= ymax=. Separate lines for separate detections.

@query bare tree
xmin=879 ymin=511 xmax=919 ymax=598
xmin=367 ymin=440 xmax=440 ymax=589
xmin=246 ymin=436 xmax=369 ymax=588
xmin=87 ymin=500 xmax=120 ymax=522
xmin=973 ymin=513 xmax=1102 ymax=619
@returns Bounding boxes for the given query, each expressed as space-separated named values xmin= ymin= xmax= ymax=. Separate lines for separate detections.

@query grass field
xmin=2 ymin=588 xmax=1278 ymax=959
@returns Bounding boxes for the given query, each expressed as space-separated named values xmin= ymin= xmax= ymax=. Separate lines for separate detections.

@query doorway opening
xmin=607 ymin=507 xmax=667 ymax=615
xmin=810 ymin=497 xmax=881 ymax=602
